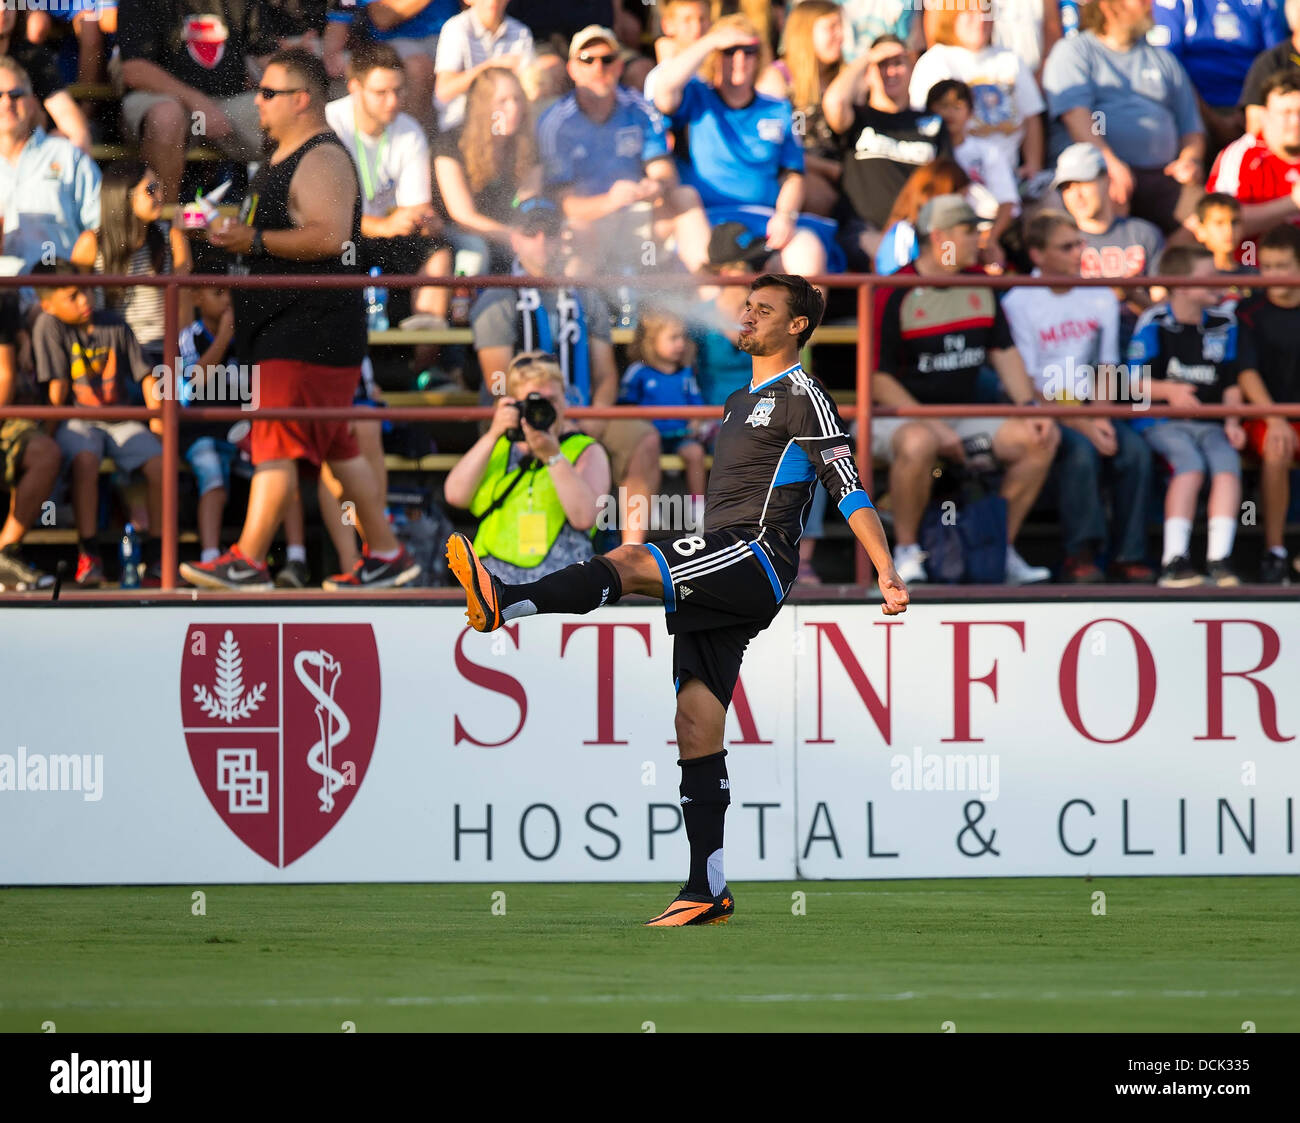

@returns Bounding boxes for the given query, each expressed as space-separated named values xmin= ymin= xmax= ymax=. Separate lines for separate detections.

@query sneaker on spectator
xmin=274 ymin=559 xmax=312 ymax=589
xmin=75 ymin=552 xmax=104 ymax=588
xmin=1206 ymin=559 xmax=1240 ymax=588
xmin=180 ymin=545 xmax=274 ymax=591
xmin=895 ymin=545 xmax=928 ymax=585
xmin=1158 ymin=555 xmax=1205 ymax=588
xmin=322 ymin=547 xmax=421 ymax=591
xmin=1061 ymin=552 xmax=1104 ymax=584
xmin=1005 ymin=546 xmax=1050 ymax=585
xmin=1109 ymin=560 xmax=1156 ymax=583
xmin=0 ymin=545 xmax=53 ymax=590
xmin=1258 ymin=552 xmax=1290 ymax=585
xmin=398 ymin=313 xmax=449 ymax=332
xmin=795 ymin=560 xmax=822 ymax=586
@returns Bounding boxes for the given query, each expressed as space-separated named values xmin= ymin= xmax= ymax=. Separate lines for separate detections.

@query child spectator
xmin=925 ymin=79 xmax=1018 ymax=267
xmin=1191 ymin=193 xmax=1256 ymax=303
xmin=756 ymin=0 xmax=845 ymax=217
xmin=1235 ymin=221 xmax=1300 ymax=583
xmin=1127 ymin=245 xmax=1250 ymax=587
xmin=96 ymin=160 xmax=192 ymax=371
xmin=622 ymin=307 xmax=708 ymax=515
xmin=31 ymin=262 xmax=164 ymax=587
xmin=433 ymin=0 xmax=534 ymax=131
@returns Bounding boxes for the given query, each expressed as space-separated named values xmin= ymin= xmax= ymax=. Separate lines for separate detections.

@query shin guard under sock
xmin=500 ymin=555 xmax=622 ymax=621
xmin=680 ymin=750 xmax=729 ymax=897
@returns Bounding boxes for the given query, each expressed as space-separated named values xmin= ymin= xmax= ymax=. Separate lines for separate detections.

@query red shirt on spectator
xmin=1207 ymin=132 xmax=1300 ymax=218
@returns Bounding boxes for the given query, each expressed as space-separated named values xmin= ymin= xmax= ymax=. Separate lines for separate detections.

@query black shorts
xmin=645 ymin=529 xmax=787 ymax=710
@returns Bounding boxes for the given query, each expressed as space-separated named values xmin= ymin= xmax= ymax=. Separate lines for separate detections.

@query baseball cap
xmin=915 ymin=194 xmax=979 ymax=237
xmin=512 ymin=196 xmax=563 ymax=236
xmin=568 ymin=25 xmax=619 ymax=60
xmin=1051 ymin=143 xmax=1107 ymax=190
xmin=707 ymin=221 xmax=770 ymax=268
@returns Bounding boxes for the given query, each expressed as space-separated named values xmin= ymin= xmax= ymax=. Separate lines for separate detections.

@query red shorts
xmin=1243 ymin=418 xmax=1300 ymax=463
xmin=250 ymin=359 xmax=361 ymax=468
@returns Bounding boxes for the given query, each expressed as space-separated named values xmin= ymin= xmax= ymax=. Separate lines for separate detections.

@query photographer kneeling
xmin=444 ymin=353 xmax=612 ymax=580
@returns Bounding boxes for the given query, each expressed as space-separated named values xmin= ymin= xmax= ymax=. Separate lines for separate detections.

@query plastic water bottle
xmin=616 ymin=282 xmax=637 ymax=330
xmin=365 ymin=267 xmax=389 ymax=332
xmin=450 ymin=271 xmax=471 ymax=326
xmin=119 ymin=523 xmax=141 ymax=589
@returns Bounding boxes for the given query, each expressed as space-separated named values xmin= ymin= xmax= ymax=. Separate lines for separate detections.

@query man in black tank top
xmin=447 ymin=274 xmax=910 ymax=927
xmin=185 ymin=47 xmax=420 ymax=592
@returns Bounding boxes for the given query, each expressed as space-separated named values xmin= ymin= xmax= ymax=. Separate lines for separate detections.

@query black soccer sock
xmin=499 ymin=556 xmax=622 ymax=621
xmin=680 ymin=750 xmax=729 ymax=897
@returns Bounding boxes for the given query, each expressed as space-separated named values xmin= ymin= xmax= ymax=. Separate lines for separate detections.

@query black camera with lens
xmin=505 ymin=391 xmax=558 ymax=442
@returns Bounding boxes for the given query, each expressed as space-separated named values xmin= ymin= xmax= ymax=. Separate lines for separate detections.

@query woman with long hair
xmin=95 ymin=159 xmax=191 ymax=366
xmin=756 ymin=0 xmax=844 ymax=216
xmin=434 ymin=65 xmax=542 ymax=275
xmin=876 ymin=157 xmax=975 ymax=274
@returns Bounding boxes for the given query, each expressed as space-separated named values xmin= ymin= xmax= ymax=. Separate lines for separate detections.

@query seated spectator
xmin=1042 ymin=0 xmax=1205 ymax=235
xmin=925 ymin=79 xmax=1019 ymax=267
xmin=324 ymin=0 xmax=459 ymax=134
xmin=470 ymin=197 xmax=662 ymax=544
xmin=1002 ymin=210 xmax=1155 ymax=583
xmin=1191 ymin=193 xmax=1253 ymax=277
xmin=622 ymin=306 xmax=708 ymax=517
xmin=96 ymin=160 xmax=192 ymax=370
xmin=47 ymin=1 xmax=119 ymax=87
xmin=0 ymin=58 xmax=99 ymax=272
xmin=689 ymin=221 xmax=768 ymax=405
xmin=1053 ymin=142 xmax=1164 ymax=335
xmin=871 ymin=194 xmax=1058 ymax=586
xmin=118 ymin=0 xmax=266 ymax=205
xmin=443 ymin=351 xmax=611 ymax=580
xmin=1234 ymin=221 xmax=1300 ymax=583
xmin=0 ymin=9 xmax=90 ymax=151
xmin=434 ymin=0 xmax=534 ymax=131
xmin=1239 ymin=0 xmax=1300 ymax=137
xmin=31 ymin=263 xmax=164 ymax=588
xmin=822 ymin=33 xmax=952 ymax=268
xmin=839 ymin=0 xmax=925 ymax=60
xmin=0 ymin=292 xmax=59 ymax=590
xmin=434 ymin=65 xmax=542 ymax=277
xmin=909 ymin=2 xmax=1045 ymax=180
xmin=654 ymin=16 xmax=828 ymax=278
xmin=1207 ymin=71 xmax=1300 ymax=240
xmin=326 ymin=44 xmax=452 ymax=330
xmin=1127 ymin=245 xmax=1249 ymax=587
xmin=874 ymin=157 xmax=974 ymax=275
xmin=538 ymin=25 xmax=710 ymax=274
xmin=989 ymin=0 xmax=1064 ymax=80
xmin=645 ymin=0 xmax=711 ymax=104
xmin=1149 ymin=0 xmax=1288 ymax=152
xmin=756 ymin=0 xmax=845 ymax=217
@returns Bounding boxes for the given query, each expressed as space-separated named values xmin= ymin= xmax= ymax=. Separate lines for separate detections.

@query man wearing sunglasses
xmin=653 ymin=15 xmax=828 ymax=280
xmin=118 ymin=0 xmax=266 ymax=205
xmin=536 ymin=25 xmax=711 ymax=274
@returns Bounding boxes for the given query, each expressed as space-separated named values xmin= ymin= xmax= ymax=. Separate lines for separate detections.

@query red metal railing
xmin=2 ymin=270 xmax=1298 ymax=589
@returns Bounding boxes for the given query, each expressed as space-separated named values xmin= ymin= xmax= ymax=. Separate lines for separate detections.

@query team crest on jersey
xmin=1202 ymin=332 xmax=1227 ymax=362
xmin=745 ymin=398 xmax=776 ymax=427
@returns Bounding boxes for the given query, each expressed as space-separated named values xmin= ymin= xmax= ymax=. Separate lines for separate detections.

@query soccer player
xmin=447 ymin=274 xmax=910 ymax=927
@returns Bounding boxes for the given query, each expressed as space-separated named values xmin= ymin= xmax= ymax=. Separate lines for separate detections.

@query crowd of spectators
xmin=0 ymin=0 xmax=1296 ymax=592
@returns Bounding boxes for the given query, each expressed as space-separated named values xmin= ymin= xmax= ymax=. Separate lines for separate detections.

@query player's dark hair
xmin=1195 ymin=192 xmax=1241 ymax=223
xmin=925 ymin=78 xmax=972 ymax=112
xmin=266 ymin=46 xmax=329 ymax=106
xmin=1258 ymin=221 xmax=1300 ymax=263
xmin=1157 ymin=243 xmax=1214 ymax=277
xmin=750 ymin=273 xmax=825 ymax=349
xmin=1260 ymin=68 xmax=1300 ymax=105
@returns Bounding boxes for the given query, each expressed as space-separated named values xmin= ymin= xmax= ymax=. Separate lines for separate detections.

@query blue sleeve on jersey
xmin=671 ymin=79 xmax=707 ymax=128
xmin=639 ymin=98 xmax=671 ymax=164
xmin=682 ymin=367 xmax=704 ymax=407
xmin=1126 ymin=315 xmax=1159 ymax=365
xmin=537 ymin=101 xmax=574 ymax=189
xmin=838 ymin=490 xmax=873 ymax=518
xmin=619 ymin=362 xmax=646 ymax=404
xmin=779 ymin=103 xmax=805 ymax=173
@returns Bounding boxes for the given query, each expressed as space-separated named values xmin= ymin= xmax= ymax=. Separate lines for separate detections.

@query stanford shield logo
xmin=181 ymin=624 xmax=380 ymax=867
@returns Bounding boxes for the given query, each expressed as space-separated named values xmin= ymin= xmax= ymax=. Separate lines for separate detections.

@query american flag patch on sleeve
xmin=822 ymin=444 xmax=852 ymax=464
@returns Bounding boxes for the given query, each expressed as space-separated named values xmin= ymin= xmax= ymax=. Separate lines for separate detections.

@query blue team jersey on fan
xmin=537 ymin=88 xmax=670 ymax=197
xmin=328 ymin=0 xmax=458 ymax=41
xmin=669 ymin=79 xmax=805 ymax=208
xmin=619 ymin=361 xmax=704 ymax=440
xmin=1148 ymin=0 xmax=1288 ymax=107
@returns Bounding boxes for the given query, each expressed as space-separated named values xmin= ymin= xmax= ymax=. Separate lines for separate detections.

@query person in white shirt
xmin=325 ymin=42 xmax=452 ymax=330
xmin=1002 ymin=210 xmax=1155 ymax=582
xmin=909 ymin=5 xmax=1045 ymax=179
xmin=433 ymin=0 xmax=534 ymax=131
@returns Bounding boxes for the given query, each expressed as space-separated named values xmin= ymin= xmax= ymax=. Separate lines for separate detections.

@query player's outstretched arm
xmin=848 ymin=506 xmax=909 ymax=616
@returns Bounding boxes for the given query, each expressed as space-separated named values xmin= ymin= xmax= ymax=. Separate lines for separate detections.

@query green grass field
xmin=1 ymin=878 xmax=1297 ymax=1032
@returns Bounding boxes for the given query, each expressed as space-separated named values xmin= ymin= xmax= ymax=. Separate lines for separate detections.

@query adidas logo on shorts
xmin=678 ymin=584 xmax=693 ymax=598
